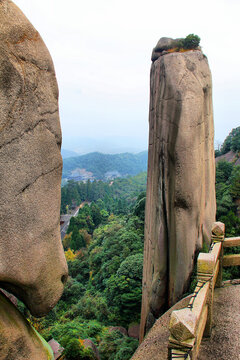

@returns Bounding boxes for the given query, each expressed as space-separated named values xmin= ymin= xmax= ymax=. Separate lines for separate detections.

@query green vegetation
xmin=215 ymin=126 xmax=240 ymax=157
xmin=215 ymin=160 xmax=240 ymax=280
xmin=216 ymin=161 xmax=240 ymax=234
xmin=181 ymin=34 xmax=200 ymax=49
xmin=61 ymin=172 xmax=147 ymax=214
xmin=20 ymin=127 xmax=239 ymax=358
xmin=166 ymin=34 xmax=201 ymax=52
xmin=214 ymin=127 xmax=240 ymax=280
xmin=62 ymin=151 xmax=148 ymax=180
xmin=20 ymin=175 xmax=147 ymax=360
xmin=215 ymin=126 xmax=240 ymax=239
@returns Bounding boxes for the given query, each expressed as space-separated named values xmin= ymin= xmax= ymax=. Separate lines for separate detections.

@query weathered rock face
xmin=0 ymin=292 xmax=54 ymax=359
xmin=140 ymin=38 xmax=216 ymax=340
xmin=0 ymin=0 xmax=68 ymax=318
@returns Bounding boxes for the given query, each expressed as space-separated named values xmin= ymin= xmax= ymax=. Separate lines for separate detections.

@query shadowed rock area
xmin=140 ymin=37 xmax=216 ymax=339
xmin=0 ymin=0 xmax=68 ymax=358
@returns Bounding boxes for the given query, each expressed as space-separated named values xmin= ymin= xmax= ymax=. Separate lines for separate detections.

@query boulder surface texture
xmin=0 ymin=0 xmax=68 ymax=355
xmin=0 ymin=292 xmax=54 ymax=359
xmin=140 ymin=38 xmax=216 ymax=341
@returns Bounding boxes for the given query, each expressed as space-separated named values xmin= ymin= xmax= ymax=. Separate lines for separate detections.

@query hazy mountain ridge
xmin=61 ymin=149 xmax=79 ymax=159
xmin=62 ymin=151 xmax=148 ymax=180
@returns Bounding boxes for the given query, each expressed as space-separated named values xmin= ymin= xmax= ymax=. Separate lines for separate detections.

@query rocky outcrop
xmin=48 ymin=339 xmax=64 ymax=360
xmin=83 ymin=339 xmax=100 ymax=360
xmin=0 ymin=0 xmax=68 ymax=357
xmin=0 ymin=0 xmax=68 ymax=317
xmin=0 ymin=292 xmax=54 ymax=359
xmin=140 ymin=38 xmax=216 ymax=340
xmin=215 ymin=150 xmax=240 ymax=166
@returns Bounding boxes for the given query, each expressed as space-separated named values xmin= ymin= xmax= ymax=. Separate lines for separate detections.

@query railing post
xmin=197 ymin=252 xmax=215 ymax=337
xmin=168 ymin=348 xmax=191 ymax=359
xmin=211 ymin=222 xmax=225 ymax=288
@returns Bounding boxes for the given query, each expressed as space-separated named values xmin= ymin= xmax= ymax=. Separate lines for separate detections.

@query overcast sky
xmin=14 ymin=0 xmax=240 ymax=152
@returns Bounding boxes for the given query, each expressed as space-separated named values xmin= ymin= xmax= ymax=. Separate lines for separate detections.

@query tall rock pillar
xmin=140 ymin=38 xmax=216 ymax=341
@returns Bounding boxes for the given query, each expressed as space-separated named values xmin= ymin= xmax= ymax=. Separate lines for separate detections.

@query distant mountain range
xmin=61 ymin=149 xmax=79 ymax=159
xmin=61 ymin=136 xmax=148 ymax=156
xmin=62 ymin=151 xmax=148 ymax=181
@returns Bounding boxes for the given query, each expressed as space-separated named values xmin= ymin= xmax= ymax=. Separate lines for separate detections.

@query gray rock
xmin=0 ymin=0 xmax=68 ymax=318
xmin=154 ymin=37 xmax=176 ymax=51
xmin=151 ymin=37 xmax=184 ymax=61
xmin=140 ymin=47 xmax=215 ymax=340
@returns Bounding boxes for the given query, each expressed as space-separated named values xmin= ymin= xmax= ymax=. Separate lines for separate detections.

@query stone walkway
xmin=131 ymin=284 xmax=240 ymax=359
xmin=198 ymin=283 xmax=240 ymax=360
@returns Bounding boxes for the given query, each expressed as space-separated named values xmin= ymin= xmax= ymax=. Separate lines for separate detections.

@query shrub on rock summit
xmin=182 ymin=34 xmax=200 ymax=49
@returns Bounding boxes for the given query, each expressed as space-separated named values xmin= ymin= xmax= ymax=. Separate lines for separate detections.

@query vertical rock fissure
xmin=161 ymin=153 xmax=170 ymax=310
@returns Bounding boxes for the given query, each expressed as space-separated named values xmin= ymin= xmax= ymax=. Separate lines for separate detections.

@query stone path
xmin=131 ymin=284 xmax=240 ymax=359
xmin=198 ymin=283 xmax=240 ymax=360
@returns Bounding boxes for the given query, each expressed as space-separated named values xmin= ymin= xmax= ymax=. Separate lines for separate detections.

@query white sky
xmin=13 ymin=0 xmax=240 ymax=151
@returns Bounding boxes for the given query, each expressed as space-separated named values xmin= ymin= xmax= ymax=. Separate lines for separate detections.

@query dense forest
xmin=215 ymin=126 xmax=240 ymax=236
xmin=19 ymin=128 xmax=239 ymax=360
xmin=61 ymin=172 xmax=147 ymax=214
xmin=21 ymin=174 xmax=147 ymax=360
xmin=215 ymin=126 xmax=240 ymax=280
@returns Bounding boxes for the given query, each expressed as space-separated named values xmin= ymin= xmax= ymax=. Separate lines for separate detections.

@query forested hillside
xmin=215 ymin=126 xmax=240 ymax=236
xmin=215 ymin=126 xmax=240 ymax=158
xmin=22 ymin=181 xmax=147 ymax=360
xmin=18 ymin=128 xmax=239 ymax=360
xmin=62 ymin=151 xmax=148 ymax=180
xmin=215 ymin=126 xmax=240 ymax=280
xmin=61 ymin=172 xmax=147 ymax=214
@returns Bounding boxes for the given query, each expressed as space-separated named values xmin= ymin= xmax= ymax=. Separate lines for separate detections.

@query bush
xmin=64 ymin=338 xmax=95 ymax=360
xmin=69 ymin=292 xmax=110 ymax=322
xmin=182 ymin=34 xmax=200 ymax=49
xmin=61 ymin=278 xmax=85 ymax=304
xmin=105 ymin=254 xmax=143 ymax=325
xmin=99 ymin=331 xmax=138 ymax=360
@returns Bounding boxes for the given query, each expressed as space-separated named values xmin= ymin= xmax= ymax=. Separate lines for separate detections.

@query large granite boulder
xmin=0 ymin=0 xmax=68 ymax=317
xmin=140 ymin=38 xmax=216 ymax=340
xmin=0 ymin=2 xmax=68 ymax=358
xmin=0 ymin=292 xmax=54 ymax=359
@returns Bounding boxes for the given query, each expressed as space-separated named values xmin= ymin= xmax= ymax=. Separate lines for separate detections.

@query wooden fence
xmin=168 ymin=222 xmax=240 ymax=360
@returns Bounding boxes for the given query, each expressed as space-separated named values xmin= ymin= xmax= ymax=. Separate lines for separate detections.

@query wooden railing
xmin=168 ymin=222 xmax=240 ymax=360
